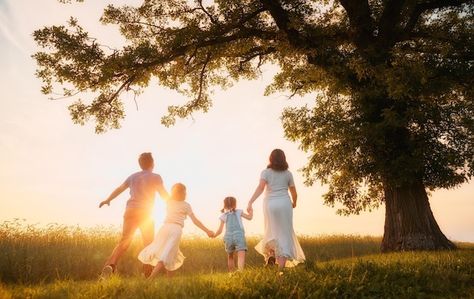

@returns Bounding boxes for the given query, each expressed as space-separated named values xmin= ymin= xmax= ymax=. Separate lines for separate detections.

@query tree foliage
xmin=34 ymin=0 xmax=473 ymax=215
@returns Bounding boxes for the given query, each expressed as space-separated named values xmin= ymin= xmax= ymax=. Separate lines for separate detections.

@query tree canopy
xmin=34 ymin=0 xmax=473 ymax=216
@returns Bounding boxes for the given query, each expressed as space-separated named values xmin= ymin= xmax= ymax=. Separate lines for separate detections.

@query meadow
xmin=0 ymin=220 xmax=473 ymax=298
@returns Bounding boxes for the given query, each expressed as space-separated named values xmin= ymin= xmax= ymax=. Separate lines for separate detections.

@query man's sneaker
xmin=100 ymin=265 xmax=114 ymax=279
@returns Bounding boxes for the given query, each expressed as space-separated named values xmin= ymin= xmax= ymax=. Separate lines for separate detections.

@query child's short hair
xmin=221 ymin=196 xmax=237 ymax=213
xmin=138 ymin=152 xmax=154 ymax=170
xmin=171 ymin=183 xmax=186 ymax=201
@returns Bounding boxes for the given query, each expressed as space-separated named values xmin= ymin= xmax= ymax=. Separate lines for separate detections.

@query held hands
xmin=99 ymin=199 xmax=111 ymax=208
xmin=246 ymin=203 xmax=253 ymax=214
xmin=206 ymin=230 xmax=215 ymax=238
xmin=248 ymin=208 xmax=254 ymax=217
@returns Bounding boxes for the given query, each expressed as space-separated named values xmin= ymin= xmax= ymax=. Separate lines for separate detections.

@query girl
xmin=138 ymin=183 xmax=213 ymax=278
xmin=213 ymin=196 xmax=253 ymax=271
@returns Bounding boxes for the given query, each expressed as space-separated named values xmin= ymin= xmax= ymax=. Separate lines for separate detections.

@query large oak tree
xmin=34 ymin=0 xmax=473 ymax=251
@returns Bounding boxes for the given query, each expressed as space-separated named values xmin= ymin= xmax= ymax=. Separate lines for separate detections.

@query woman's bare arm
xmin=247 ymin=179 xmax=266 ymax=213
xmin=289 ymin=186 xmax=297 ymax=208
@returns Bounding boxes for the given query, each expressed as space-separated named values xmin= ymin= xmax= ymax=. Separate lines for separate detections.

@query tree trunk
xmin=381 ymin=180 xmax=456 ymax=252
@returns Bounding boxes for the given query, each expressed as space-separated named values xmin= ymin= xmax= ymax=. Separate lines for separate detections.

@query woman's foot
xmin=142 ymin=264 xmax=153 ymax=278
xmin=265 ymin=256 xmax=276 ymax=266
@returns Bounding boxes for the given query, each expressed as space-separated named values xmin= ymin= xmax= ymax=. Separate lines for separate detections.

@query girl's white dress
xmin=138 ymin=200 xmax=193 ymax=271
xmin=255 ymin=168 xmax=306 ymax=267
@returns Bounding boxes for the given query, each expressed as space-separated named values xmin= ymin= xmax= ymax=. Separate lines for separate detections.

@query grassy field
xmin=0 ymin=220 xmax=473 ymax=298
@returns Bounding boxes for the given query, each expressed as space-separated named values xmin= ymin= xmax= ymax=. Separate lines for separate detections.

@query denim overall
xmin=223 ymin=211 xmax=247 ymax=253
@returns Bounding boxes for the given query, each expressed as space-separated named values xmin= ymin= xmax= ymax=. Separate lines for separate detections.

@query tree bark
xmin=381 ymin=180 xmax=456 ymax=252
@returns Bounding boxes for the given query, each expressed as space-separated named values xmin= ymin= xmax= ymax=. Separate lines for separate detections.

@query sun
xmin=152 ymin=199 xmax=166 ymax=226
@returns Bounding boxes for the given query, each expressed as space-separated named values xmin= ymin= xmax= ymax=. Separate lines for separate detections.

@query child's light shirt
xmin=124 ymin=170 xmax=163 ymax=209
xmin=219 ymin=209 xmax=245 ymax=232
xmin=164 ymin=200 xmax=193 ymax=227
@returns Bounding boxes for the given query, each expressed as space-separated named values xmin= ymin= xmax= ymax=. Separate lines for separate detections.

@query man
xmin=99 ymin=152 xmax=169 ymax=277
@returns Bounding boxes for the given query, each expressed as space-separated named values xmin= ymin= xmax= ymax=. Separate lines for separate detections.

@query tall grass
xmin=0 ymin=220 xmax=381 ymax=283
xmin=1 ymin=220 xmax=473 ymax=298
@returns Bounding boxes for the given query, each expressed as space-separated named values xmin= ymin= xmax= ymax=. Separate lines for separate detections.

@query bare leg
xmin=166 ymin=270 xmax=174 ymax=278
xmin=148 ymin=261 xmax=165 ymax=279
xmin=103 ymin=214 xmax=138 ymax=268
xmin=104 ymin=238 xmax=132 ymax=267
xmin=227 ymin=252 xmax=235 ymax=272
xmin=277 ymin=256 xmax=287 ymax=270
xmin=236 ymin=251 xmax=246 ymax=271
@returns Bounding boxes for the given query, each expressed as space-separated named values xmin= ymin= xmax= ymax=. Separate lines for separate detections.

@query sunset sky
xmin=0 ymin=0 xmax=472 ymax=241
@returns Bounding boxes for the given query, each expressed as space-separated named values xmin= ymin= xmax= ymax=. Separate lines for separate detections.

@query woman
xmin=247 ymin=149 xmax=305 ymax=269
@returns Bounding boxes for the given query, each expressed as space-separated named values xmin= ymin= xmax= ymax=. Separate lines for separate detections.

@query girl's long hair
xmin=170 ymin=183 xmax=186 ymax=201
xmin=221 ymin=196 xmax=237 ymax=213
xmin=267 ymin=149 xmax=289 ymax=171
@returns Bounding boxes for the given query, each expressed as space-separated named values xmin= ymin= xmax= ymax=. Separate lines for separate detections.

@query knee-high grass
xmin=1 ymin=220 xmax=473 ymax=298
xmin=0 ymin=220 xmax=382 ymax=283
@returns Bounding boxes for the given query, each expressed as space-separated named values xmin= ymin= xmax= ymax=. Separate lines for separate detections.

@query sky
xmin=0 ymin=0 xmax=472 ymax=242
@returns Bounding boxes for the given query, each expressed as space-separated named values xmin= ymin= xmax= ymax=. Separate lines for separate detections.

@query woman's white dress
xmin=255 ymin=168 xmax=305 ymax=267
xmin=138 ymin=200 xmax=192 ymax=271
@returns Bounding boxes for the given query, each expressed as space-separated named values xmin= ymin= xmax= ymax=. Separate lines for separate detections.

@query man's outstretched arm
xmin=99 ymin=182 xmax=128 ymax=208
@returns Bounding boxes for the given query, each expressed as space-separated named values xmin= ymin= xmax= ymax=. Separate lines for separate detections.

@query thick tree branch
xmin=339 ymin=0 xmax=375 ymax=49
xmin=404 ymin=0 xmax=473 ymax=34
xmin=137 ymin=28 xmax=276 ymax=70
xmin=378 ymin=0 xmax=406 ymax=43
xmin=259 ymin=0 xmax=307 ymax=47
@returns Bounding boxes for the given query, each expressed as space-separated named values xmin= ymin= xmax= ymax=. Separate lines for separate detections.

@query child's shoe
xmin=100 ymin=264 xmax=115 ymax=279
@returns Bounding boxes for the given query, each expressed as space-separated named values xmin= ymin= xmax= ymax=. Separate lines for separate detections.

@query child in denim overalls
xmin=212 ymin=196 xmax=253 ymax=271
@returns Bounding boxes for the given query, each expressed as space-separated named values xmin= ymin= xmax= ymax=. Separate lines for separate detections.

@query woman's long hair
xmin=267 ymin=149 xmax=289 ymax=171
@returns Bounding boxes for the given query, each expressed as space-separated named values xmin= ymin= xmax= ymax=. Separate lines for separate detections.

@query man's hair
xmin=138 ymin=152 xmax=154 ymax=170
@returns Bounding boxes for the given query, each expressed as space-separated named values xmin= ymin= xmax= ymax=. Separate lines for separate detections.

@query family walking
xmin=99 ymin=149 xmax=306 ymax=278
